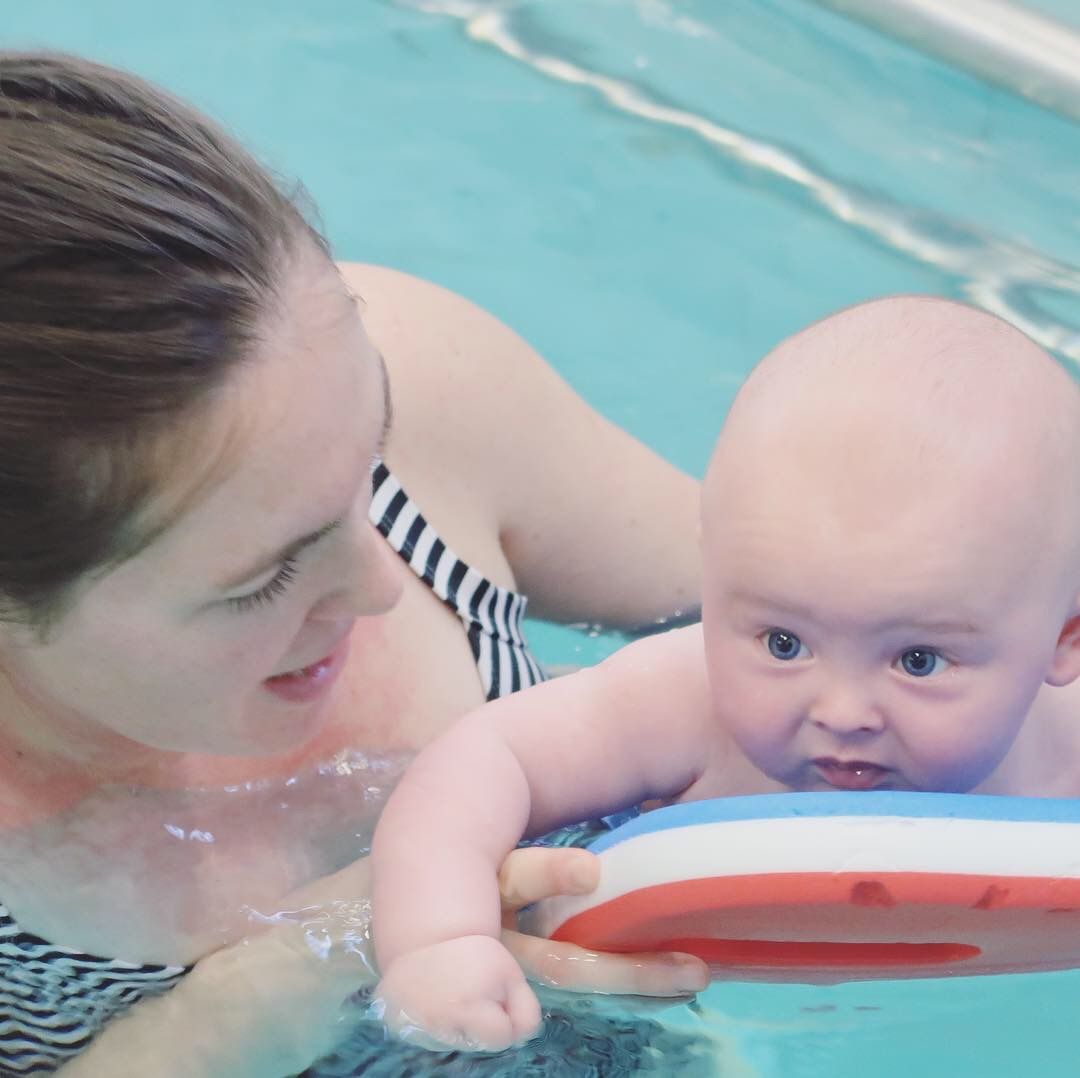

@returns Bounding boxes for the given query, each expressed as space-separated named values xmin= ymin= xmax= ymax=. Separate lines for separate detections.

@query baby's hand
xmin=375 ymin=935 xmax=541 ymax=1052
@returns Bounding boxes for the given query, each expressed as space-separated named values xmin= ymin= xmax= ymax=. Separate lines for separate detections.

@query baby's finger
xmin=501 ymin=928 xmax=708 ymax=997
xmin=498 ymin=847 xmax=598 ymax=912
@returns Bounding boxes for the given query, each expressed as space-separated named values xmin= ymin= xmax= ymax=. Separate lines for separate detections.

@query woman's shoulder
xmin=337 ymin=262 xmax=701 ymax=629
xmin=336 ymin=262 xmax=560 ymax=421
xmin=336 ymin=262 xmax=573 ymax=576
xmin=334 ymin=260 xmax=646 ymax=520
xmin=336 ymin=263 xmax=513 ymax=568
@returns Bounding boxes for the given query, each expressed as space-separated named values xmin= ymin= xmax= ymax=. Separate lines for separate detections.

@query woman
xmin=0 ymin=53 xmax=704 ymax=1075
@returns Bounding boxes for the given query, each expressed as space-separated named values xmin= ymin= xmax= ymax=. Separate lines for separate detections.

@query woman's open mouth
xmin=813 ymin=757 xmax=892 ymax=791
xmin=263 ymin=632 xmax=352 ymax=704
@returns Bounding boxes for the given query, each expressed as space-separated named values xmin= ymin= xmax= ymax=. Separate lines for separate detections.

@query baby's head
xmin=701 ymin=295 xmax=1080 ymax=793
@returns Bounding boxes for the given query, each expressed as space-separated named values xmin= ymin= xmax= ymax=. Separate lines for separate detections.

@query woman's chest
xmin=0 ymin=750 xmax=407 ymax=967
xmin=0 ymin=570 xmax=488 ymax=967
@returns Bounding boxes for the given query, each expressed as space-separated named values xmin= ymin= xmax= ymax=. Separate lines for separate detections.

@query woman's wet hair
xmin=0 ymin=52 xmax=325 ymax=628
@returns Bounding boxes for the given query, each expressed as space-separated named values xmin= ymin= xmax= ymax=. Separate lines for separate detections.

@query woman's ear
xmin=1046 ymin=607 xmax=1080 ymax=687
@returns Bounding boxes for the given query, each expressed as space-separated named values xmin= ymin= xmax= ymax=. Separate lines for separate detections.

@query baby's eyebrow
xmin=899 ymin=619 xmax=980 ymax=635
xmin=727 ymin=590 xmax=817 ymax=622
xmin=727 ymin=590 xmax=980 ymax=636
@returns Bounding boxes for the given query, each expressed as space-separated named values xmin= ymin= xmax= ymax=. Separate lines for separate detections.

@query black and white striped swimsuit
xmin=0 ymin=467 xmax=545 ymax=1075
xmin=369 ymin=463 xmax=544 ymax=699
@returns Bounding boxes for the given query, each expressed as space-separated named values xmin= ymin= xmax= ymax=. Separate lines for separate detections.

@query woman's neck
xmin=0 ymin=664 xmax=377 ymax=827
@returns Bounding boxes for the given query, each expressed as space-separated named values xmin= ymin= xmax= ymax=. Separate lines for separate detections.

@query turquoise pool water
xmin=6 ymin=1 xmax=1080 ymax=1074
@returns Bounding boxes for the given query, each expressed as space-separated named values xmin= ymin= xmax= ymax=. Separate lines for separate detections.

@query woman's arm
xmin=340 ymin=263 xmax=701 ymax=631
xmin=56 ymin=863 xmax=380 ymax=1078
xmin=58 ymin=844 xmax=705 ymax=1077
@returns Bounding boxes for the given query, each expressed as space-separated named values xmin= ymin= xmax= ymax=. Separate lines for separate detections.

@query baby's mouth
xmin=813 ymin=757 xmax=892 ymax=791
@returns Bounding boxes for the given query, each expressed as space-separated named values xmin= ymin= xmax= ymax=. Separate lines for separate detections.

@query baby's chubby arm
xmin=371 ymin=624 xmax=712 ymax=1051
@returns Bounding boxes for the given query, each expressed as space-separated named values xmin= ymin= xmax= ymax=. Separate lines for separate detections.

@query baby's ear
xmin=1046 ymin=607 xmax=1080 ymax=687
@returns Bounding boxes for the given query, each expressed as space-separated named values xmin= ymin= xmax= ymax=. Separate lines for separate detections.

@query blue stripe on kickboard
xmin=587 ymin=792 xmax=1080 ymax=854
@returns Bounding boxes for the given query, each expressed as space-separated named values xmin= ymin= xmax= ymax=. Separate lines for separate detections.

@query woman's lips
xmin=263 ymin=632 xmax=352 ymax=704
xmin=813 ymin=758 xmax=891 ymax=791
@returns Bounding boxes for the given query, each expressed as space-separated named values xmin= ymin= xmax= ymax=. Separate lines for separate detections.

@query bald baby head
xmin=727 ymin=295 xmax=1073 ymax=422
xmin=705 ymin=295 xmax=1080 ymax=610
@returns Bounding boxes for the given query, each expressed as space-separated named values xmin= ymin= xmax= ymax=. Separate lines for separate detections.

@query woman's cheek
xmin=211 ymin=613 xmax=301 ymax=681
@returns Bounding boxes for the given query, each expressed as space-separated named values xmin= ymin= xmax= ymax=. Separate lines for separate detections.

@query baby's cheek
xmin=918 ymin=715 xmax=1013 ymax=791
xmin=723 ymin=687 xmax=788 ymax=754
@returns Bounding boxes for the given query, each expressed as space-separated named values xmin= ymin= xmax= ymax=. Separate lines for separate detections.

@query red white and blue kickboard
xmin=525 ymin=792 xmax=1080 ymax=983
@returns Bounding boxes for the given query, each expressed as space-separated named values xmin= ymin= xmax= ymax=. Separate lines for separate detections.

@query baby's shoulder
xmin=602 ymin=624 xmax=708 ymax=684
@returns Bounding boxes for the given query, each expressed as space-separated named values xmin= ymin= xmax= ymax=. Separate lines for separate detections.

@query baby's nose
xmin=807 ymin=684 xmax=884 ymax=735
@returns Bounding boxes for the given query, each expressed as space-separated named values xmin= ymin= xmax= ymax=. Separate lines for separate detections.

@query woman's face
xmin=0 ymin=250 xmax=403 ymax=758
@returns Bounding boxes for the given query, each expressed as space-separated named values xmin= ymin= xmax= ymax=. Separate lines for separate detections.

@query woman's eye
xmin=897 ymin=648 xmax=949 ymax=678
xmin=764 ymin=629 xmax=807 ymax=661
xmin=226 ymin=558 xmax=299 ymax=614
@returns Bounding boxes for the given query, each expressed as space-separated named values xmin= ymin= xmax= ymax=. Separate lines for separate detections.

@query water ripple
xmin=396 ymin=0 xmax=1080 ymax=364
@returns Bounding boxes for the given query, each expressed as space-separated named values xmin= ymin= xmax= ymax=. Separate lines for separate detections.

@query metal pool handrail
xmin=809 ymin=0 xmax=1080 ymax=123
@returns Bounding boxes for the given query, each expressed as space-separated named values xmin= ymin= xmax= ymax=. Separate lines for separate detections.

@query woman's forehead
xmin=125 ymin=272 xmax=385 ymax=579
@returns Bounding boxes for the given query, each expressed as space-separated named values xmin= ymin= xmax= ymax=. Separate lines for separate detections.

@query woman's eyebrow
xmin=219 ymin=355 xmax=393 ymax=593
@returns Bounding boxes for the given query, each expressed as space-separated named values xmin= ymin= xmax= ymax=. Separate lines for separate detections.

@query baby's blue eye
xmin=766 ymin=630 xmax=804 ymax=661
xmin=898 ymin=648 xmax=947 ymax=677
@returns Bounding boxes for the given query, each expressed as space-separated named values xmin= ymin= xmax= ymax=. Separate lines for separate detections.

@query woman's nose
xmin=307 ymin=523 xmax=403 ymax=622
xmin=806 ymin=682 xmax=884 ymax=736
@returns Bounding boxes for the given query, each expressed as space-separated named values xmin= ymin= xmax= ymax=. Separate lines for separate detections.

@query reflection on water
xmin=399 ymin=0 xmax=1080 ymax=368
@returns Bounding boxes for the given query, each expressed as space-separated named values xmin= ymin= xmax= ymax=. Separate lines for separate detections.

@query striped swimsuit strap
xmin=0 ymin=903 xmax=186 ymax=1075
xmin=368 ymin=462 xmax=545 ymax=699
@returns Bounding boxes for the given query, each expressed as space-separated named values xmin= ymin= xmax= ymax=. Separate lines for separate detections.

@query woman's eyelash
xmin=226 ymin=557 xmax=299 ymax=614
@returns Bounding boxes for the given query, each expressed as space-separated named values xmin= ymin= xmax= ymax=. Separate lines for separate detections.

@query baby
xmin=371 ymin=295 xmax=1080 ymax=1051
